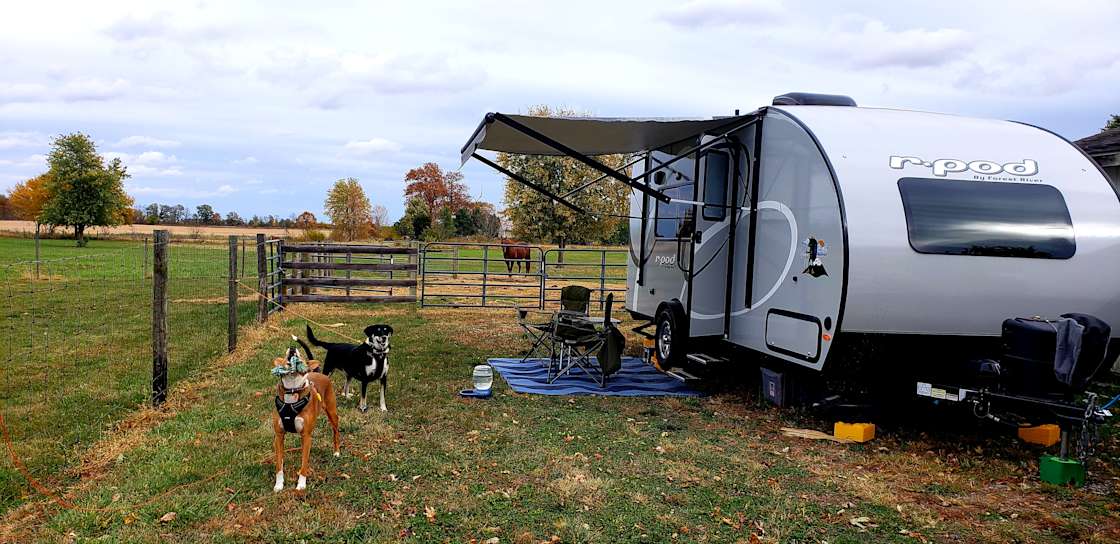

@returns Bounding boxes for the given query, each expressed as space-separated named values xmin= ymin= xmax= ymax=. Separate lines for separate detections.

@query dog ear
xmin=363 ymin=325 xmax=377 ymax=338
xmin=383 ymin=325 xmax=394 ymax=336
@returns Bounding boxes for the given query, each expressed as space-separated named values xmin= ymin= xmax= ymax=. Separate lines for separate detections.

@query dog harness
xmin=274 ymin=394 xmax=310 ymax=433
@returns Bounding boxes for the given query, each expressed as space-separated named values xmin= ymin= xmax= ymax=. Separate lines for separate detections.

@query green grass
xmin=0 ymin=237 xmax=260 ymax=516
xmin=2 ymin=236 xmax=1119 ymax=542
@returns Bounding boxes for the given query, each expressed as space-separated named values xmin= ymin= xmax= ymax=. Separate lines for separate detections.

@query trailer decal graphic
xmin=889 ymin=156 xmax=1038 ymax=177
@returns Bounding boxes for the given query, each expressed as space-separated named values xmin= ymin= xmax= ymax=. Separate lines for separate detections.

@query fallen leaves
xmin=158 ymin=512 xmax=177 ymax=524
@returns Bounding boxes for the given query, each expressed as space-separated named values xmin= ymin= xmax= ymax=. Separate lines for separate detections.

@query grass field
xmin=1 ymin=236 xmax=1119 ymax=542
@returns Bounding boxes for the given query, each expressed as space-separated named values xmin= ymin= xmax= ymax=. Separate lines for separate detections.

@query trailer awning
xmin=460 ymin=112 xmax=752 ymax=166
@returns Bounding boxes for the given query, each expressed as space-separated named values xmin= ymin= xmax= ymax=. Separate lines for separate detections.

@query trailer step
xmin=686 ymin=353 xmax=727 ymax=366
xmin=664 ymin=367 xmax=700 ymax=382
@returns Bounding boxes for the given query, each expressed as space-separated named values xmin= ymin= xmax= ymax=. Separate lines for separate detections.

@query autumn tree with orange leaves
xmin=403 ymin=163 xmax=471 ymax=219
xmin=7 ymin=173 xmax=53 ymax=221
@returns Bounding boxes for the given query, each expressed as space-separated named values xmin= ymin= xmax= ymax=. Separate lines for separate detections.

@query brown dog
xmin=271 ymin=342 xmax=340 ymax=492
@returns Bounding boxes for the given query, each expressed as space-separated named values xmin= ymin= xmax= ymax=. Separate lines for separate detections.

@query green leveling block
xmin=1039 ymin=455 xmax=1085 ymax=487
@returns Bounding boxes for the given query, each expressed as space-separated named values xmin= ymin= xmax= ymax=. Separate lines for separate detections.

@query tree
xmin=0 ymin=194 xmax=11 ymax=220
xmin=39 ymin=133 xmax=132 ymax=246
xmin=8 ymin=173 xmax=53 ymax=221
xmin=195 ymin=204 xmax=216 ymax=224
xmin=225 ymin=211 xmax=244 ymax=226
xmin=1104 ymin=114 xmax=1120 ymax=132
xmin=499 ymin=105 xmax=629 ymax=249
xmin=295 ymin=211 xmax=317 ymax=229
xmin=394 ymin=196 xmax=431 ymax=239
xmin=143 ymin=203 xmax=160 ymax=224
xmin=324 ymin=177 xmax=372 ymax=241
xmin=403 ymin=163 xmax=471 ymax=219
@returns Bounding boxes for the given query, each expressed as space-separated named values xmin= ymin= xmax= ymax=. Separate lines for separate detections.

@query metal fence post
xmin=34 ymin=223 xmax=40 ymax=280
xmin=256 ymin=233 xmax=267 ymax=322
xmin=481 ymin=244 xmax=489 ymax=307
xmin=152 ymin=230 xmax=169 ymax=407
xmin=228 ymin=235 xmax=238 ymax=353
xmin=453 ymin=246 xmax=459 ymax=279
xmin=599 ymin=250 xmax=607 ymax=311
xmin=539 ymin=248 xmax=546 ymax=309
xmin=143 ymin=235 xmax=149 ymax=279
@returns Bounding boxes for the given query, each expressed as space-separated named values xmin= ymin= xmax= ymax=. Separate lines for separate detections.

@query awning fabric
xmin=461 ymin=113 xmax=752 ymax=166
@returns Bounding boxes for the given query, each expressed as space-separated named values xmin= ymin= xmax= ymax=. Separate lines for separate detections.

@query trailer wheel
xmin=656 ymin=303 xmax=687 ymax=368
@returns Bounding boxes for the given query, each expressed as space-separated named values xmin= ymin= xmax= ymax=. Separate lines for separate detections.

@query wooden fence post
xmin=256 ymin=233 xmax=267 ymax=322
xmin=152 ymin=230 xmax=169 ymax=407
xmin=409 ymin=242 xmax=418 ymax=299
xmin=300 ymin=251 xmax=310 ymax=295
xmin=228 ymin=235 xmax=238 ymax=353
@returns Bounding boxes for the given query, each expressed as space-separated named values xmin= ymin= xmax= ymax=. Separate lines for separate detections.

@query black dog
xmin=306 ymin=324 xmax=392 ymax=413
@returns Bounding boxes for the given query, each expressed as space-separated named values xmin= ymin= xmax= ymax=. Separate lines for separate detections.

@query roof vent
xmin=772 ymin=92 xmax=857 ymax=107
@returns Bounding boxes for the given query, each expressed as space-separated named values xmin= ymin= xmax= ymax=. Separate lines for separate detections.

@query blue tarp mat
xmin=487 ymin=357 xmax=702 ymax=397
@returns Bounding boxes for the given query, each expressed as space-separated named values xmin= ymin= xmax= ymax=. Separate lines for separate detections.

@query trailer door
xmin=687 ymin=142 xmax=742 ymax=336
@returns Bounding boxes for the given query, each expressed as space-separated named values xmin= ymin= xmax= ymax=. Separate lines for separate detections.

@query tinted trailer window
xmin=898 ymin=178 xmax=1075 ymax=259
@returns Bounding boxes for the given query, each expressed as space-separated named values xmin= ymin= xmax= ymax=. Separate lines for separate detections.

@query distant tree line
xmin=132 ymin=202 xmax=307 ymax=229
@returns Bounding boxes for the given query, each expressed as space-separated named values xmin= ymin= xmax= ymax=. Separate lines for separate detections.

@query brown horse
xmin=500 ymin=239 xmax=532 ymax=275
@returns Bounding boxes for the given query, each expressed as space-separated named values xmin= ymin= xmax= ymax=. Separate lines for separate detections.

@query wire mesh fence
xmin=0 ymin=233 xmax=259 ymax=514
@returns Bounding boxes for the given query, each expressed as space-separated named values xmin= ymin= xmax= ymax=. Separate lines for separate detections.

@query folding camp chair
xmin=549 ymin=294 xmax=625 ymax=387
xmin=559 ymin=285 xmax=591 ymax=315
xmin=517 ymin=307 xmax=556 ymax=363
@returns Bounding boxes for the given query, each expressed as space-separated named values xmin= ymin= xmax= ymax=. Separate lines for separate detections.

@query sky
xmin=1 ymin=0 xmax=1118 ymax=221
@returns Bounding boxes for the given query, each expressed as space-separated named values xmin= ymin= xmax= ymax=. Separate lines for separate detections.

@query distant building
xmin=1074 ymin=128 xmax=1120 ymax=191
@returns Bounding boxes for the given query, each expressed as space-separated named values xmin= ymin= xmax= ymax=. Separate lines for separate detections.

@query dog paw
xmin=333 ymin=451 xmax=341 ymax=457
xmin=273 ymin=473 xmax=284 ymax=492
xmin=379 ymin=406 xmax=387 ymax=412
xmin=359 ymin=405 xmax=369 ymax=413
xmin=296 ymin=475 xmax=307 ymax=491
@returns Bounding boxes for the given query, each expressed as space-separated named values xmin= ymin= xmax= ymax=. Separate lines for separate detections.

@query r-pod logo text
xmin=889 ymin=156 xmax=1038 ymax=177
xmin=654 ymin=255 xmax=676 ymax=268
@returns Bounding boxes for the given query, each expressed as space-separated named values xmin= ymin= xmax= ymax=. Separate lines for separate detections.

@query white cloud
xmin=0 ymin=132 xmax=45 ymax=149
xmin=126 ymin=182 xmax=237 ymax=198
xmin=656 ymin=0 xmax=785 ymax=28
xmin=341 ymin=138 xmax=403 ymax=156
xmin=233 ymin=156 xmax=258 ymax=165
xmin=115 ymin=135 xmax=181 ymax=148
xmin=824 ymin=16 xmax=972 ymax=69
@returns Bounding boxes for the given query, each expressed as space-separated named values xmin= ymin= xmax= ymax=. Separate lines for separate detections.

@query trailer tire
xmin=655 ymin=303 xmax=687 ymax=369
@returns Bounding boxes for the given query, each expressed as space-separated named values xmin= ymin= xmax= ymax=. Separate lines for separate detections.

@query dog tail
xmin=306 ymin=324 xmax=326 ymax=347
xmin=292 ymin=334 xmax=315 ymax=361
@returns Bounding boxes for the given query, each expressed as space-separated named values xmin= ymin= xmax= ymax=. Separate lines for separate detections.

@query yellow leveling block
xmin=834 ymin=422 xmax=875 ymax=443
xmin=1018 ymin=424 xmax=1061 ymax=447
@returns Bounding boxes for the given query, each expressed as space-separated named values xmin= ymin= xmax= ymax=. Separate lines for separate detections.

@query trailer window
xmin=898 ymin=178 xmax=1075 ymax=259
xmin=702 ymin=151 xmax=729 ymax=221
xmin=655 ymin=183 xmax=692 ymax=238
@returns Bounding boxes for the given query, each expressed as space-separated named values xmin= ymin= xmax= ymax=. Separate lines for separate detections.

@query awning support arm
xmin=470 ymin=153 xmax=585 ymax=214
xmin=492 ymin=113 xmax=671 ymax=203
xmin=634 ymin=118 xmax=758 ymax=183
xmin=559 ymin=154 xmax=648 ymax=200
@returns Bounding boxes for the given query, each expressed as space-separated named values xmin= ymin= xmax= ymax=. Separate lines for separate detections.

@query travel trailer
xmin=461 ymin=93 xmax=1120 ymax=428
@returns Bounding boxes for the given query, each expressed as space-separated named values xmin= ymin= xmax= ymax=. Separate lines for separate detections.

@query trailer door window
xmin=655 ymin=183 xmax=693 ymax=238
xmin=702 ymin=151 xmax=730 ymax=221
xmin=898 ymin=178 xmax=1075 ymax=259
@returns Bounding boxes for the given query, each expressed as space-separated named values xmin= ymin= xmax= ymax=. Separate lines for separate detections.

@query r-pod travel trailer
xmin=461 ymin=93 xmax=1120 ymax=437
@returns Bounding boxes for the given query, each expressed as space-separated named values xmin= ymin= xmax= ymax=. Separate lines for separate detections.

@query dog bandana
xmin=271 ymin=354 xmax=309 ymax=377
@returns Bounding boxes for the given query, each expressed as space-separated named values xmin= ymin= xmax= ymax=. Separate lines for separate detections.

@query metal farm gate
xmin=419 ymin=242 xmax=627 ymax=310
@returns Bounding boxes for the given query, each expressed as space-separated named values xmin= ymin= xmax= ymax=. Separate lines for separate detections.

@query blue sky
xmin=1 ymin=0 xmax=1118 ymax=221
